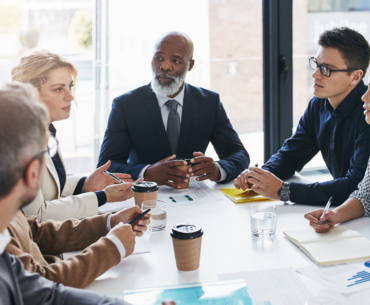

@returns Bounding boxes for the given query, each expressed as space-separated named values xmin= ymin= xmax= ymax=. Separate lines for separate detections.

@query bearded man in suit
xmin=98 ymin=32 xmax=249 ymax=188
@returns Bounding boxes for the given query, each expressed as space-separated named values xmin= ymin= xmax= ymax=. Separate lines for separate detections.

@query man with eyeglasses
xmin=234 ymin=27 xmax=370 ymax=206
xmin=0 ymin=82 xmax=127 ymax=304
xmin=1 ymin=83 xmax=155 ymax=293
xmin=0 ymin=82 xmax=178 ymax=305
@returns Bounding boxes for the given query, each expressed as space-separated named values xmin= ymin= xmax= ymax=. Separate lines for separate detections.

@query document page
xmin=284 ymin=226 xmax=361 ymax=245
xmin=63 ymin=236 xmax=151 ymax=260
xmin=123 ymin=280 xmax=253 ymax=305
xmin=218 ymin=268 xmax=309 ymax=305
xmin=98 ymin=197 xmax=135 ymax=214
xmin=298 ymin=260 xmax=370 ymax=293
xmin=99 ymin=181 xmax=224 ymax=213
xmin=158 ymin=181 xmax=224 ymax=204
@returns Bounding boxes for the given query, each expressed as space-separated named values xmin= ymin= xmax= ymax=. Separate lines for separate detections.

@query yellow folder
xmin=220 ymin=188 xmax=270 ymax=204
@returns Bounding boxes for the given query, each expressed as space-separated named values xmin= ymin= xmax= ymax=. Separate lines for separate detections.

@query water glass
xmin=250 ymin=204 xmax=277 ymax=237
xmin=142 ymin=200 xmax=167 ymax=232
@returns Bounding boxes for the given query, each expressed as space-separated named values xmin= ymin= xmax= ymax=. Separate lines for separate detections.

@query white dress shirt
xmin=0 ymin=229 xmax=11 ymax=255
xmin=138 ymin=86 xmax=227 ymax=182
xmin=106 ymin=215 xmax=126 ymax=258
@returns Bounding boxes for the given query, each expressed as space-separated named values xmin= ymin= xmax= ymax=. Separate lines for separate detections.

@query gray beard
xmin=151 ymin=69 xmax=188 ymax=97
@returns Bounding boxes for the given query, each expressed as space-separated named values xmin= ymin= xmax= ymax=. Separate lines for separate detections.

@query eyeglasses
xmin=22 ymin=135 xmax=59 ymax=178
xmin=309 ymin=57 xmax=361 ymax=77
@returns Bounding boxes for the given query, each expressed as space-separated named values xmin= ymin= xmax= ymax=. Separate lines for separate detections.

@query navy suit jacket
xmin=98 ymin=83 xmax=250 ymax=183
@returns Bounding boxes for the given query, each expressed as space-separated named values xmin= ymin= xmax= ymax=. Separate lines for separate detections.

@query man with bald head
xmin=98 ymin=32 xmax=249 ymax=188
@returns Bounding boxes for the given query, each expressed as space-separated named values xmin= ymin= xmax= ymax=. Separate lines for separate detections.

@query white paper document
xmin=218 ymin=267 xmax=309 ymax=305
xmin=158 ymin=181 xmax=224 ymax=204
xmin=63 ymin=236 xmax=151 ymax=260
xmin=297 ymin=260 xmax=370 ymax=294
xmin=98 ymin=197 xmax=135 ymax=214
xmin=98 ymin=181 xmax=223 ymax=213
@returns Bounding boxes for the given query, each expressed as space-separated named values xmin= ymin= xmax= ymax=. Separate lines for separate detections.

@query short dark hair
xmin=0 ymin=82 xmax=49 ymax=199
xmin=318 ymin=27 xmax=370 ymax=78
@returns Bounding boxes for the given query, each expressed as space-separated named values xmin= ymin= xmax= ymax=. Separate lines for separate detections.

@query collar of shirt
xmin=0 ymin=229 xmax=11 ymax=254
xmin=153 ymin=85 xmax=185 ymax=108
xmin=324 ymin=80 xmax=366 ymax=117
xmin=49 ymin=123 xmax=57 ymax=137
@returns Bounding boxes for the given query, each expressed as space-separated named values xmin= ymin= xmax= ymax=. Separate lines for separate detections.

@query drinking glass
xmin=142 ymin=200 xmax=167 ymax=232
xmin=250 ymin=204 xmax=277 ymax=237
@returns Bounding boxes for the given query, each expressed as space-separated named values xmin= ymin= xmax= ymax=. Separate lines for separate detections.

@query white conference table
xmin=85 ymin=178 xmax=370 ymax=304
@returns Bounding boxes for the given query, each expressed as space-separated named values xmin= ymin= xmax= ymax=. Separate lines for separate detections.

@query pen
xmin=104 ymin=170 xmax=125 ymax=184
xmin=128 ymin=208 xmax=151 ymax=225
xmin=248 ymin=164 xmax=259 ymax=179
xmin=318 ymin=196 xmax=333 ymax=226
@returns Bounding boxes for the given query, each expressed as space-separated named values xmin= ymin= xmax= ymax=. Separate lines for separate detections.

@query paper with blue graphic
xmin=123 ymin=280 xmax=254 ymax=305
xmin=218 ymin=268 xmax=309 ymax=305
xmin=298 ymin=260 xmax=370 ymax=293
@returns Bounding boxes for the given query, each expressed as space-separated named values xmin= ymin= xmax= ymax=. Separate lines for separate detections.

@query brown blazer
xmin=6 ymin=210 xmax=121 ymax=288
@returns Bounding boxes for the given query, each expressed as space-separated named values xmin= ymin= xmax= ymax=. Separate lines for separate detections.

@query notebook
xmin=123 ymin=280 xmax=254 ymax=305
xmin=284 ymin=226 xmax=370 ymax=265
xmin=220 ymin=188 xmax=270 ymax=203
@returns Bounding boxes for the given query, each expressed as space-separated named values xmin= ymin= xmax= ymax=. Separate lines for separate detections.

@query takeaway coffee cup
xmin=171 ymin=224 xmax=204 ymax=271
xmin=173 ymin=158 xmax=191 ymax=189
xmin=132 ymin=181 xmax=159 ymax=208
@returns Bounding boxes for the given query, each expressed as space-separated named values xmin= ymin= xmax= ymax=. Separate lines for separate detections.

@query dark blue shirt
xmin=262 ymin=80 xmax=370 ymax=206
xmin=48 ymin=125 xmax=107 ymax=206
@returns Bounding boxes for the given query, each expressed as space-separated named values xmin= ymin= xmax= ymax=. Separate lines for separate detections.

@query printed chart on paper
xmin=158 ymin=181 xmax=224 ymax=204
xmin=298 ymin=260 xmax=370 ymax=293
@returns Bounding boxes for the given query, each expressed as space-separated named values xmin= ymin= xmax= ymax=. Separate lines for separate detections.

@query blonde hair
xmin=11 ymin=49 xmax=78 ymax=95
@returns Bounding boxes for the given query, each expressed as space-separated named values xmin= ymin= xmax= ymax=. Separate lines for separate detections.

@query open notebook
xmin=284 ymin=226 xmax=370 ymax=265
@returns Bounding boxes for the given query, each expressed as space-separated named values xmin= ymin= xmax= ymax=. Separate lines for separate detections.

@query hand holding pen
xmin=233 ymin=164 xmax=259 ymax=190
xmin=82 ymin=160 xmax=132 ymax=193
xmin=318 ymin=196 xmax=333 ymax=226
xmin=304 ymin=196 xmax=339 ymax=233
xmin=104 ymin=170 xmax=126 ymax=184
xmin=103 ymin=170 xmax=143 ymax=202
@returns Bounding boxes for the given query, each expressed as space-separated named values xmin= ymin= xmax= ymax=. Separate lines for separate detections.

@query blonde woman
xmin=11 ymin=49 xmax=136 ymax=222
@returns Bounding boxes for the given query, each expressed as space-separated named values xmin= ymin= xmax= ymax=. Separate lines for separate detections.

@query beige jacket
xmin=7 ymin=210 xmax=121 ymax=288
xmin=23 ymin=148 xmax=99 ymax=222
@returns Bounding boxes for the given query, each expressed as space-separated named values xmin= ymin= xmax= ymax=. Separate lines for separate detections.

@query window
xmin=308 ymin=0 xmax=370 ymax=12
xmin=106 ymin=0 xmax=264 ymax=167
xmin=0 ymin=0 xmax=93 ymax=174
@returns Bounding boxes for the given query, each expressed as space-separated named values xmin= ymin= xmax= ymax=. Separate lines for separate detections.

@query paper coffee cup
xmin=132 ymin=181 xmax=159 ymax=208
xmin=174 ymin=164 xmax=191 ymax=189
xmin=171 ymin=224 xmax=203 ymax=271
xmin=173 ymin=158 xmax=191 ymax=189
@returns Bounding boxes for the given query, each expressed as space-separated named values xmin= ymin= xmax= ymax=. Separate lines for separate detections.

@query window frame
xmin=262 ymin=0 xmax=293 ymax=162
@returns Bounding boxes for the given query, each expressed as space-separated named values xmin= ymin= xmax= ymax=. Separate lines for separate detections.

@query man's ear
xmin=188 ymin=59 xmax=195 ymax=71
xmin=24 ymin=158 xmax=43 ymax=189
xmin=350 ymin=69 xmax=363 ymax=86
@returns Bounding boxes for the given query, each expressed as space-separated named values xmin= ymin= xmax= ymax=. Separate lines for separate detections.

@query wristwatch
xmin=278 ymin=182 xmax=290 ymax=202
